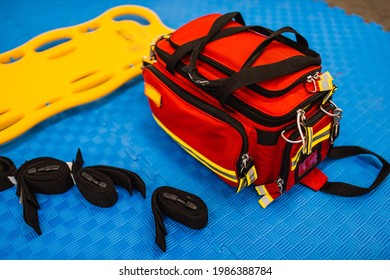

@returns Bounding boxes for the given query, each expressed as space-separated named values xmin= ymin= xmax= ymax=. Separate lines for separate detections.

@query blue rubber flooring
xmin=0 ymin=0 xmax=389 ymax=260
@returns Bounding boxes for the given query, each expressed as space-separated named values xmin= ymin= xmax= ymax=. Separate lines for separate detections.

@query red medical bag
xmin=142 ymin=12 xmax=389 ymax=207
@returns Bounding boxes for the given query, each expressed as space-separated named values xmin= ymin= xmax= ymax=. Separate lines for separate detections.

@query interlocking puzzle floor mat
xmin=0 ymin=0 xmax=389 ymax=260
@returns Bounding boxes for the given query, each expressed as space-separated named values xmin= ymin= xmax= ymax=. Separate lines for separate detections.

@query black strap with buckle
xmin=2 ymin=149 xmax=146 ymax=235
xmin=72 ymin=149 xmax=146 ymax=207
xmin=151 ymin=186 xmax=208 ymax=252
xmin=14 ymin=157 xmax=74 ymax=235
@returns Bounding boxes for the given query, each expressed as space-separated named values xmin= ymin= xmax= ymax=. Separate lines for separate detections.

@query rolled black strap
xmin=152 ymin=186 xmax=208 ymax=252
xmin=5 ymin=149 xmax=146 ymax=235
xmin=72 ymin=149 xmax=146 ymax=207
xmin=14 ymin=157 xmax=74 ymax=235
xmin=320 ymin=146 xmax=390 ymax=196
xmin=0 ymin=156 xmax=17 ymax=191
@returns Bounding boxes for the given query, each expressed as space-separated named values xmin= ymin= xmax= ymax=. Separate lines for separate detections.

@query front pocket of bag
xmin=143 ymin=65 xmax=257 ymax=188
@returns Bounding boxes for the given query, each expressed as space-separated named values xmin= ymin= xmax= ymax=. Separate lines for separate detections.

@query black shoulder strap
xmin=320 ymin=146 xmax=390 ymax=196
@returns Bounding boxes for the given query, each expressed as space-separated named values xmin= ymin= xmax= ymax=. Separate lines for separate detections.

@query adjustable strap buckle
xmin=163 ymin=192 xmax=198 ymax=210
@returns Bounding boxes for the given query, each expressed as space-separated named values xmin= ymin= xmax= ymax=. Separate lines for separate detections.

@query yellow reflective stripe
xmin=246 ymin=165 xmax=258 ymax=185
xmin=236 ymin=178 xmax=247 ymax=193
xmin=258 ymin=193 xmax=274 ymax=208
xmin=255 ymin=185 xmax=274 ymax=208
xmin=255 ymin=185 xmax=267 ymax=196
xmin=322 ymin=90 xmax=334 ymax=105
xmin=321 ymin=71 xmax=333 ymax=80
xmin=303 ymin=126 xmax=313 ymax=155
xmin=291 ymin=123 xmax=331 ymax=171
xmin=153 ymin=115 xmax=238 ymax=183
xmin=318 ymin=71 xmax=333 ymax=92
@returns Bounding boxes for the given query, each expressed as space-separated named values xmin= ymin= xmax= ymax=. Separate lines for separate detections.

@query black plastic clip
xmin=81 ymin=171 xmax=107 ymax=188
xmin=163 ymin=192 xmax=198 ymax=210
xmin=27 ymin=165 xmax=61 ymax=175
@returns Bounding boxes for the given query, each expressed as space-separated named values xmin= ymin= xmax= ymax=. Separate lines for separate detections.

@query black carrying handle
xmin=185 ymin=12 xmax=245 ymax=82
xmin=183 ymin=13 xmax=321 ymax=105
xmin=240 ymin=26 xmax=309 ymax=69
xmin=166 ymin=24 xmax=273 ymax=73
xmin=320 ymin=146 xmax=390 ymax=196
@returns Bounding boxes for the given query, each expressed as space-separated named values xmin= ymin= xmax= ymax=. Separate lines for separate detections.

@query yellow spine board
xmin=0 ymin=5 xmax=172 ymax=145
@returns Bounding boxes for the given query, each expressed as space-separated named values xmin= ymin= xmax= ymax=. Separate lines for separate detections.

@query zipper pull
xmin=255 ymin=177 xmax=284 ymax=208
xmin=275 ymin=177 xmax=284 ymax=194
xmin=331 ymin=107 xmax=343 ymax=144
xmin=320 ymin=100 xmax=343 ymax=144
xmin=236 ymin=153 xmax=257 ymax=193
xmin=305 ymin=71 xmax=320 ymax=93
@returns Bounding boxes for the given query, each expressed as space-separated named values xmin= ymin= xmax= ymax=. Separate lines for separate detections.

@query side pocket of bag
xmin=254 ymin=103 xmax=336 ymax=208
xmin=143 ymin=65 xmax=258 ymax=189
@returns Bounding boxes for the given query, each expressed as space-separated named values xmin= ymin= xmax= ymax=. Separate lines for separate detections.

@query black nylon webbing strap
xmin=0 ymin=156 xmax=16 ymax=191
xmin=152 ymin=186 xmax=208 ymax=252
xmin=72 ymin=149 xmax=146 ymax=207
xmin=320 ymin=146 xmax=390 ymax=196
xmin=6 ymin=149 xmax=146 ymax=235
xmin=14 ymin=157 xmax=74 ymax=235
xmin=165 ymin=25 xmax=273 ymax=73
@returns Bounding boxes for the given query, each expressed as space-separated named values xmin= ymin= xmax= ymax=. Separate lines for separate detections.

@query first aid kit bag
xmin=142 ymin=12 xmax=389 ymax=207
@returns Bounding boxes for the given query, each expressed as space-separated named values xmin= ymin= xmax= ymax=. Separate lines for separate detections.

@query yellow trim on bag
xmin=153 ymin=115 xmax=238 ymax=183
xmin=291 ymin=123 xmax=332 ymax=171
xmin=144 ymin=83 xmax=162 ymax=107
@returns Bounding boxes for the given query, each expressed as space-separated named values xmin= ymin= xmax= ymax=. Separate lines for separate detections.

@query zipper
xmin=278 ymin=103 xmax=333 ymax=191
xmin=147 ymin=65 xmax=251 ymax=178
xmin=175 ymin=60 xmax=326 ymax=127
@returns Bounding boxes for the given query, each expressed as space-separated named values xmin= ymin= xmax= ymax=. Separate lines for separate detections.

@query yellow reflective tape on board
xmin=152 ymin=115 xmax=238 ymax=184
xmin=0 ymin=5 xmax=173 ymax=145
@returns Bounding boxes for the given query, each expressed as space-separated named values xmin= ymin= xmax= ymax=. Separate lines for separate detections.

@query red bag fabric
xmin=142 ymin=12 xmax=388 ymax=207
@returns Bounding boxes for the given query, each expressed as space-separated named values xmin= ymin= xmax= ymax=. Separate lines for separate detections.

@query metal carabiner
xmin=280 ymin=109 xmax=307 ymax=149
xmin=142 ymin=34 xmax=171 ymax=66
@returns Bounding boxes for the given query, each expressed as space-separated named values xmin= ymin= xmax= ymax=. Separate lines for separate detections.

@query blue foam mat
xmin=0 ymin=0 xmax=389 ymax=260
